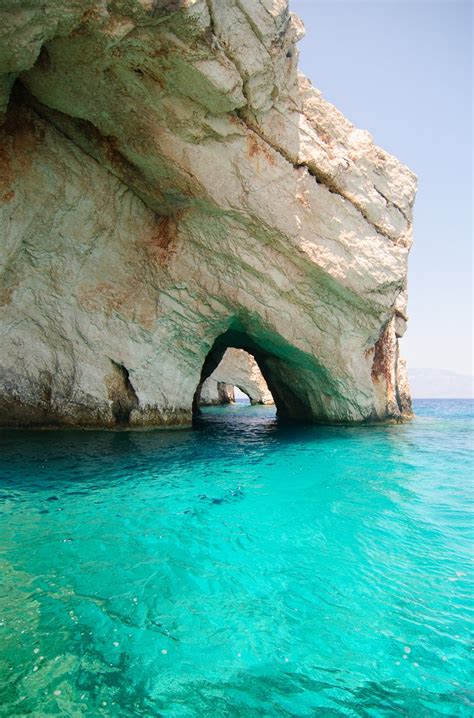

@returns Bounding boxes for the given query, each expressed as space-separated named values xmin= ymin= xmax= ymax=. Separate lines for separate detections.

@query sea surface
xmin=0 ymin=399 xmax=472 ymax=717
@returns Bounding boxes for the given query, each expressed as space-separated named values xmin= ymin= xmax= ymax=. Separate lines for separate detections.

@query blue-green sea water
xmin=0 ymin=399 xmax=473 ymax=717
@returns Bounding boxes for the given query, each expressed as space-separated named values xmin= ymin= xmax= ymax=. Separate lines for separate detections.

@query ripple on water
xmin=0 ymin=400 xmax=473 ymax=716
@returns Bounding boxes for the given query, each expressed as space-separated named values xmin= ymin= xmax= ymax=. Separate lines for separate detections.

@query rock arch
xmin=192 ymin=318 xmax=372 ymax=424
xmin=200 ymin=349 xmax=274 ymax=407
xmin=0 ymin=1 xmax=416 ymax=427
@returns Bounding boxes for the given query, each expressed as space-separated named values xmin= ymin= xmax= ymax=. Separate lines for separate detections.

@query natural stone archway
xmin=200 ymin=349 xmax=274 ymax=406
xmin=0 ymin=1 xmax=416 ymax=428
xmin=192 ymin=319 xmax=396 ymax=424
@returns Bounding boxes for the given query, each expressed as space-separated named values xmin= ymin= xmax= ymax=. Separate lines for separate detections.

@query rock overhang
xmin=0 ymin=0 xmax=417 ymax=427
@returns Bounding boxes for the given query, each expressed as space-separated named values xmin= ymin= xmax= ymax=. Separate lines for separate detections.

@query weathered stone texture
xmin=0 ymin=0 xmax=416 ymax=427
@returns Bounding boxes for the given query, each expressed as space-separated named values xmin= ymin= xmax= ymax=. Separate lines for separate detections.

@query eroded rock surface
xmin=200 ymin=381 xmax=235 ymax=407
xmin=200 ymin=349 xmax=274 ymax=405
xmin=0 ymin=0 xmax=416 ymax=427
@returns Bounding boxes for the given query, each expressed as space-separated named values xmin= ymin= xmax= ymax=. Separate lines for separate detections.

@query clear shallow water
xmin=0 ymin=400 xmax=473 ymax=717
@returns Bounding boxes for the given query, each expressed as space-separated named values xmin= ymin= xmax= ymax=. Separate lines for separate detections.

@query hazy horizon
xmin=408 ymin=367 xmax=473 ymax=398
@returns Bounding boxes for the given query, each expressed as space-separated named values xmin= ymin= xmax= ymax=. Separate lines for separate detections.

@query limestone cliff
xmin=200 ymin=349 xmax=273 ymax=405
xmin=0 ymin=0 xmax=416 ymax=427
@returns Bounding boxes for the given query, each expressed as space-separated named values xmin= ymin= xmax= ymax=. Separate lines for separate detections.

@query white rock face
xmin=201 ymin=349 xmax=274 ymax=405
xmin=200 ymin=380 xmax=235 ymax=406
xmin=0 ymin=0 xmax=416 ymax=427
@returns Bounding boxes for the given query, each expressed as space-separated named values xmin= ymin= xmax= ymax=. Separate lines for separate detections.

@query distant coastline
xmin=409 ymin=368 xmax=474 ymax=399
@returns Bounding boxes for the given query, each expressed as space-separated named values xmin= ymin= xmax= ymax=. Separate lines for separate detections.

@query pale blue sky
xmin=291 ymin=0 xmax=472 ymax=375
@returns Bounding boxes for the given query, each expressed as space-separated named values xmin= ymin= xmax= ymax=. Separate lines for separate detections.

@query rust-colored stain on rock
xmin=246 ymin=133 xmax=276 ymax=168
xmin=371 ymin=324 xmax=393 ymax=392
xmin=0 ymin=106 xmax=41 ymax=192
xmin=143 ymin=215 xmax=179 ymax=269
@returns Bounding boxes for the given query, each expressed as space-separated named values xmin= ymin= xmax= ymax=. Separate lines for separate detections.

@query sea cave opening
xmin=198 ymin=349 xmax=274 ymax=409
xmin=192 ymin=323 xmax=325 ymax=426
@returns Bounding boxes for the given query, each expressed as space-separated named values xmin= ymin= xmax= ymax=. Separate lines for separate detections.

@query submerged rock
xmin=0 ymin=0 xmax=416 ymax=427
xmin=200 ymin=349 xmax=274 ymax=406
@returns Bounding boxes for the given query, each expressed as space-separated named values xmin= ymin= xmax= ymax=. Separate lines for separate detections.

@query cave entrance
xmin=198 ymin=348 xmax=274 ymax=408
xmin=192 ymin=322 xmax=333 ymax=425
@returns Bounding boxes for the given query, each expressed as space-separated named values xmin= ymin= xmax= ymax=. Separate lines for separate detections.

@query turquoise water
xmin=1 ymin=400 xmax=473 ymax=717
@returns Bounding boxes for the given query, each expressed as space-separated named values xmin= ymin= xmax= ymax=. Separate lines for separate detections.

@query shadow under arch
xmin=192 ymin=320 xmax=338 ymax=425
